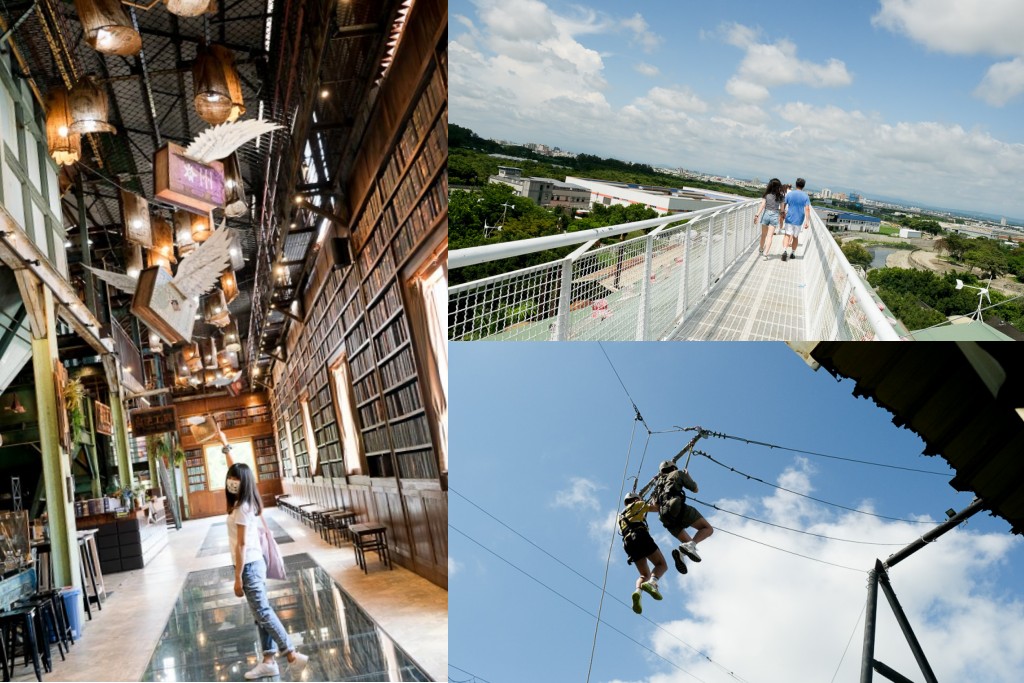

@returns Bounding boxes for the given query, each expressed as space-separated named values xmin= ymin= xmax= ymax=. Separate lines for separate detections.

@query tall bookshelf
xmin=255 ymin=436 xmax=279 ymax=481
xmin=275 ymin=412 xmax=293 ymax=476
xmin=288 ymin=409 xmax=310 ymax=476
xmin=185 ymin=448 xmax=207 ymax=493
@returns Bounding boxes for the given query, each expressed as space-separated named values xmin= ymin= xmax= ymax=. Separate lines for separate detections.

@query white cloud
xmin=974 ymin=57 xmax=1024 ymax=106
xmin=635 ymin=62 xmax=660 ymax=77
xmin=621 ymin=13 xmax=662 ymax=52
xmin=632 ymin=86 xmax=708 ymax=114
xmin=872 ymin=0 xmax=1024 ymax=57
xmin=553 ymin=476 xmax=604 ymax=511
xmin=722 ymin=24 xmax=852 ymax=102
xmin=873 ymin=1 xmax=1024 ymax=105
xmin=449 ymin=557 xmax=462 ymax=575
xmin=603 ymin=460 xmax=1024 ymax=683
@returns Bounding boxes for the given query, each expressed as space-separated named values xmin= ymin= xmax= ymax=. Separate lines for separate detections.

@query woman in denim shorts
xmin=755 ymin=178 xmax=785 ymax=260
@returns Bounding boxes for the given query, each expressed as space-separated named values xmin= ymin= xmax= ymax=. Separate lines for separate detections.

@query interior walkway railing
xmin=449 ymin=199 xmax=902 ymax=341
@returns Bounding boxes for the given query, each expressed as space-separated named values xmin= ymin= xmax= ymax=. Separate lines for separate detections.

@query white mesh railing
xmin=449 ymin=201 xmax=761 ymax=341
xmin=802 ymin=210 xmax=903 ymax=340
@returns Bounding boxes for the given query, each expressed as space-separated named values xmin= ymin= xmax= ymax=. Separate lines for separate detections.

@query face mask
xmin=226 ymin=479 xmax=240 ymax=494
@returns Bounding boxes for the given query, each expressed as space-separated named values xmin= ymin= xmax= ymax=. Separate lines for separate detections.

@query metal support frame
xmin=860 ymin=498 xmax=986 ymax=683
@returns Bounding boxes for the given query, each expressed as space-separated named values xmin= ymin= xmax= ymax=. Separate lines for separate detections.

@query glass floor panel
xmin=142 ymin=553 xmax=430 ymax=681
xmin=198 ymin=519 xmax=294 ymax=557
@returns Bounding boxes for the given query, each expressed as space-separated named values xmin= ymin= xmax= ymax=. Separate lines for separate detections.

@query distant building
xmin=489 ymin=167 xmax=590 ymax=212
xmin=819 ymin=188 xmax=833 ymax=199
xmin=899 ymin=228 xmax=923 ymax=239
xmin=564 ymin=177 xmax=737 ymax=214
xmin=816 ymin=208 xmax=882 ymax=233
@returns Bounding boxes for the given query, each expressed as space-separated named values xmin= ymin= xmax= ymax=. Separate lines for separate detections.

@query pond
xmin=869 ymin=247 xmax=897 ymax=270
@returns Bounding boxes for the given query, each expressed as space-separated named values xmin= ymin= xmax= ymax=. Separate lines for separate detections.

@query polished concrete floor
xmin=10 ymin=508 xmax=447 ymax=682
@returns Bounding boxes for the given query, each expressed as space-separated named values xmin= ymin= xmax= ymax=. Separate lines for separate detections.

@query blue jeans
xmin=241 ymin=558 xmax=294 ymax=657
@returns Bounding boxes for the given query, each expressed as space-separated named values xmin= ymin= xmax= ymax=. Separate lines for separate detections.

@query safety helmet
xmin=624 ymin=493 xmax=640 ymax=505
xmin=659 ymin=460 xmax=677 ymax=474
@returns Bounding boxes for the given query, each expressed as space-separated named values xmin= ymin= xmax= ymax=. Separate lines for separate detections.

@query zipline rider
xmin=655 ymin=460 xmax=714 ymax=574
xmin=618 ymin=493 xmax=668 ymax=615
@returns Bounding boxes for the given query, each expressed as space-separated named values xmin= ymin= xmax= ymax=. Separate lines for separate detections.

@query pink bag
xmin=259 ymin=516 xmax=287 ymax=580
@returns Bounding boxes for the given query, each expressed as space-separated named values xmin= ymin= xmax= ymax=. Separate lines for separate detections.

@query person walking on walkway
xmin=618 ymin=493 xmax=668 ymax=614
xmin=654 ymin=460 xmax=713 ymax=574
xmin=781 ymin=178 xmax=811 ymax=262
xmin=226 ymin=463 xmax=309 ymax=680
xmin=755 ymin=178 xmax=784 ymax=260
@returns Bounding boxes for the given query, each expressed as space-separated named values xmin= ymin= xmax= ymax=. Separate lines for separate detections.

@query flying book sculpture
xmin=155 ymin=118 xmax=283 ymax=213
xmin=86 ymin=226 xmax=234 ymax=345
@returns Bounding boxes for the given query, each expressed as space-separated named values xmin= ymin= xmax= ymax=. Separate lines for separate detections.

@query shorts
xmin=760 ymin=210 xmax=779 ymax=227
xmin=783 ymin=222 xmax=803 ymax=237
xmin=623 ymin=528 xmax=658 ymax=563
xmin=660 ymin=498 xmax=704 ymax=537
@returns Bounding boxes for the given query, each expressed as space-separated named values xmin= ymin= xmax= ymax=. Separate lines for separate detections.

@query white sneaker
xmin=680 ymin=541 xmax=702 ymax=563
xmin=244 ymin=661 xmax=280 ymax=679
xmin=288 ymin=652 xmax=309 ymax=676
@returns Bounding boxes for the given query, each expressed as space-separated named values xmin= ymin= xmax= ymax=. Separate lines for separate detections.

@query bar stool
xmin=0 ymin=605 xmax=45 ymax=682
xmin=15 ymin=593 xmax=69 ymax=662
xmin=77 ymin=531 xmax=104 ymax=619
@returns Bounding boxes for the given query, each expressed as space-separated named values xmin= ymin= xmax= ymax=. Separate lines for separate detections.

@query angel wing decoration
xmin=171 ymin=222 xmax=234 ymax=299
xmin=183 ymin=119 xmax=283 ymax=164
xmin=83 ymin=266 xmax=140 ymax=296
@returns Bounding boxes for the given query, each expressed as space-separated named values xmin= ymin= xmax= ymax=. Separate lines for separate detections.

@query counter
xmin=76 ymin=497 xmax=168 ymax=573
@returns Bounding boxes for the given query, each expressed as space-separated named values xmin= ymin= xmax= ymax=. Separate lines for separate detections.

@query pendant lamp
xmin=121 ymin=190 xmax=152 ymax=246
xmin=149 ymin=216 xmax=176 ymax=273
xmin=182 ymin=342 xmax=204 ymax=373
xmin=165 ymin=0 xmax=216 ymax=18
xmin=125 ymin=243 xmax=144 ymax=279
xmin=173 ymin=210 xmax=197 ymax=256
xmin=222 ymin=153 xmax=247 ymax=217
xmin=46 ymin=89 xmax=81 ymax=166
xmin=73 ymin=0 xmax=142 ymax=56
xmin=221 ymin=319 xmax=241 ymax=351
xmin=193 ymin=44 xmax=244 ymax=125
xmin=203 ymin=289 xmax=230 ymax=327
xmin=220 ymin=268 xmax=238 ymax=304
xmin=190 ymin=211 xmax=213 ymax=243
xmin=68 ymin=76 xmax=116 ymax=134
xmin=203 ymin=336 xmax=219 ymax=370
xmin=148 ymin=330 xmax=164 ymax=354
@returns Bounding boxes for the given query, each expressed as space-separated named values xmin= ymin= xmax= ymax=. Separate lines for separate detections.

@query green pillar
xmin=28 ymin=287 xmax=82 ymax=589
xmin=103 ymin=355 xmax=134 ymax=490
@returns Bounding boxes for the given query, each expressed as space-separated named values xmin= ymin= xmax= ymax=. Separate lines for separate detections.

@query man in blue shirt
xmin=781 ymin=178 xmax=811 ymax=262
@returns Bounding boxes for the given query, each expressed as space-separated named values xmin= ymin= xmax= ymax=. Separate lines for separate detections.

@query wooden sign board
xmin=53 ymin=360 xmax=71 ymax=452
xmin=130 ymin=266 xmax=200 ymax=346
xmin=130 ymin=405 xmax=178 ymax=437
xmin=94 ymin=401 xmax=113 ymax=436
xmin=154 ymin=142 xmax=225 ymax=213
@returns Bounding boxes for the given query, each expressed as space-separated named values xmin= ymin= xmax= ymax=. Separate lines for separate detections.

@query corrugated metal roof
xmin=810 ymin=342 xmax=1024 ymax=535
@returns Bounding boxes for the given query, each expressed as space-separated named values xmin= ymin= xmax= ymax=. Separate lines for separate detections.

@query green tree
xmin=935 ymin=232 xmax=970 ymax=261
xmin=963 ymin=240 xmax=1009 ymax=279
xmin=841 ymin=241 xmax=872 ymax=269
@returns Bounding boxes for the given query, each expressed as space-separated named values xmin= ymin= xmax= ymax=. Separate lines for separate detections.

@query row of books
xmin=397 ymin=449 xmax=438 ymax=480
xmin=379 ymin=346 xmax=416 ymax=392
xmin=393 ymin=171 xmax=447 ymax=265
xmin=367 ymin=283 xmax=404 ymax=335
xmin=389 ymin=414 xmax=432 ymax=450
xmin=349 ymin=343 xmax=375 ymax=381
xmin=362 ymin=425 xmax=389 ymax=455
xmin=362 ymin=248 xmax=395 ymax=305
xmin=373 ymin=316 xmax=408 ymax=361
xmin=353 ymin=371 xmax=378 ymax=406
xmin=358 ymin=398 xmax=382 ymax=431
xmin=384 ymin=380 xmax=423 ymax=419
xmin=345 ymin=318 xmax=369 ymax=355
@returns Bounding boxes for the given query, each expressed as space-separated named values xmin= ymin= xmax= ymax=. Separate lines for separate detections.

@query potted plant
xmin=64 ymin=377 xmax=87 ymax=444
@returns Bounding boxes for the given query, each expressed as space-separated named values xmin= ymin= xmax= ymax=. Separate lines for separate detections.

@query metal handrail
xmin=449 ymin=201 xmax=758 ymax=270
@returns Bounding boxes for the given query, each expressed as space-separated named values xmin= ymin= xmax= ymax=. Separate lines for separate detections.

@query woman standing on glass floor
xmin=225 ymin=461 xmax=309 ymax=679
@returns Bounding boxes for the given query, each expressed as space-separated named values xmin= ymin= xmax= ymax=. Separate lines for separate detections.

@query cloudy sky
xmin=449 ymin=343 xmax=1024 ymax=683
xmin=449 ymin=0 xmax=1024 ymax=220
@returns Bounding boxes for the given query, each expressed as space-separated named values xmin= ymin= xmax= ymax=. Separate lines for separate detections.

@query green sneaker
xmin=631 ymin=590 xmax=642 ymax=614
xmin=641 ymin=581 xmax=662 ymax=601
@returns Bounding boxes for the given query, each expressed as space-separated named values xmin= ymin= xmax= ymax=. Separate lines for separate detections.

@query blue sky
xmin=449 ymin=343 xmax=1024 ymax=683
xmin=450 ymin=0 xmax=1024 ymax=219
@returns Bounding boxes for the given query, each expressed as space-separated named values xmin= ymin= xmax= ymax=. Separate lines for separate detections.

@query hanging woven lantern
xmin=148 ymin=330 xmax=164 ymax=354
xmin=193 ymin=44 xmax=243 ymax=125
xmin=182 ymin=342 xmax=204 ymax=373
xmin=125 ymin=243 xmax=144 ymax=278
xmin=164 ymin=0 xmax=215 ymax=18
xmin=222 ymin=153 xmax=247 ymax=217
xmin=46 ymin=88 xmax=81 ymax=166
xmin=73 ymin=0 xmax=142 ymax=56
xmin=203 ymin=290 xmax=230 ymax=327
xmin=190 ymin=211 xmax=213 ymax=243
xmin=146 ymin=246 xmax=173 ymax=275
xmin=203 ymin=336 xmax=219 ymax=370
xmin=68 ymin=76 xmax=116 ymax=134
xmin=217 ymin=348 xmax=239 ymax=371
xmin=173 ymin=210 xmax=197 ymax=256
xmin=149 ymin=216 xmax=176 ymax=273
xmin=219 ymin=268 xmax=238 ymax=304
xmin=221 ymin=319 xmax=241 ymax=351
xmin=121 ymin=190 xmax=152 ymax=246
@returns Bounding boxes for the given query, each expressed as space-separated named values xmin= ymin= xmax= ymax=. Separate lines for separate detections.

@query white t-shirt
xmin=227 ymin=502 xmax=264 ymax=567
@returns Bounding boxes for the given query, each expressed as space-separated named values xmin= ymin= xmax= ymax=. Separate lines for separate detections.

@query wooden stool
xmin=349 ymin=523 xmax=392 ymax=574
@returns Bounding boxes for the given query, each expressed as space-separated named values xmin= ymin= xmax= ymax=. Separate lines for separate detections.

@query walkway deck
xmin=671 ymin=229 xmax=810 ymax=340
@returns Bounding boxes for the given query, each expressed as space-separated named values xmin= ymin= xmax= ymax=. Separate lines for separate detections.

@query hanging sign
xmin=94 ymin=401 xmax=113 ymax=435
xmin=130 ymin=405 xmax=178 ymax=437
xmin=154 ymin=142 xmax=225 ymax=213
